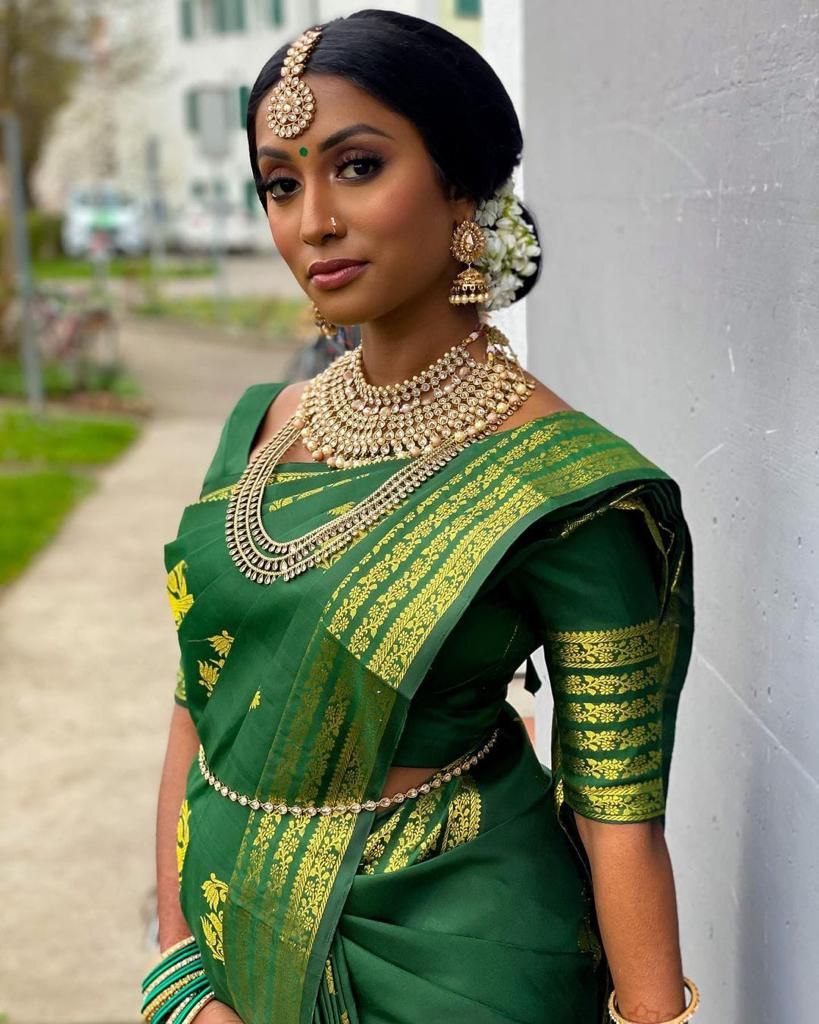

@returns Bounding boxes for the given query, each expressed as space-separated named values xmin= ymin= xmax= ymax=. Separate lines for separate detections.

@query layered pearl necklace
xmin=225 ymin=323 xmax=535 ymax=583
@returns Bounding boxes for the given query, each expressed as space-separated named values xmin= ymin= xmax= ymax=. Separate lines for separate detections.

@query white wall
xmin=480 ymin=0 xmax=528 ymax=366
xmin=515 ymin=1 xmax=819 ymax=1020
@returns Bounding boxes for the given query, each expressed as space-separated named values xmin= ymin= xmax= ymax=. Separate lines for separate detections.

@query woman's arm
xmin=155 ymin=706 xmax=246 ymax=1023
xmin=155 ymin=703 xmax=199 ymax=950
xmin=575 ymin=815 xmax=687 ymax=1021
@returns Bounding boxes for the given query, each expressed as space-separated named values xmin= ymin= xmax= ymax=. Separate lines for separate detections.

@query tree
xmin=0 ymin=0 xmax=84 ymax=205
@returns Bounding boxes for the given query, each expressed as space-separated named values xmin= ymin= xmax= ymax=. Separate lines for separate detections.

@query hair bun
xmin=510 ymin=200 xmax=543 ymax=305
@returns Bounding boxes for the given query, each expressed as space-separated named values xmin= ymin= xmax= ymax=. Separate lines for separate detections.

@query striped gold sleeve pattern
xmin=545 ymin=617 xmax=666 ymax=823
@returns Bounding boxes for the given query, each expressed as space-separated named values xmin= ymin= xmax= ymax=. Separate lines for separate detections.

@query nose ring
xmin=330 ymin=216 xmax=337 ymax=235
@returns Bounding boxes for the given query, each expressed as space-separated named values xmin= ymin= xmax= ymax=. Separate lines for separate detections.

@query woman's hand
xmin=194 ymin=999 xmax=244 ymax=1024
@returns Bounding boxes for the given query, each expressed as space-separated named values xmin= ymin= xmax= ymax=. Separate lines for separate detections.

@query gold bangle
xmin=608 ymin=976 xmax=700 ymax=1024
xmin=145 ymin=953 xmax=203 ymax=994
xmin=143 ymin=971 xmax=205 ymax=1023
xmin=168 ymin=988 xmax=216 ymax=1024
xmin=147 ymin=933 xmax=197 ymax=974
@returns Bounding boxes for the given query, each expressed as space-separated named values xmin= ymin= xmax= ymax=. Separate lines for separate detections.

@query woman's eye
xmin=263 ymin=177 xmax=298 ymax=200
xmin=336 ymin=155 xmax=384 ymax=180
xmin=263 ymin=154 xmax=384 ymax=202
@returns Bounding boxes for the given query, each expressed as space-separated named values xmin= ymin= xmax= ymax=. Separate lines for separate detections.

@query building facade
xmin=34 ymin=1 xmax=483 ymax=223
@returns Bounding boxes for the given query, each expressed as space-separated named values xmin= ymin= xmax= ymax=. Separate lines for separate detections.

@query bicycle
xmin=3 ymin=284 xmax=120 ymax=390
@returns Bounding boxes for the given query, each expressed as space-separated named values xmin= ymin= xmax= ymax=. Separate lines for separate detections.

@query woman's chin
xmin=308 ymin=295 xmax=382 ymax=327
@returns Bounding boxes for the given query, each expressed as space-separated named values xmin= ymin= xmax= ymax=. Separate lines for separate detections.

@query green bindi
xmin=299 ymin=146 xmax=309 ymax=157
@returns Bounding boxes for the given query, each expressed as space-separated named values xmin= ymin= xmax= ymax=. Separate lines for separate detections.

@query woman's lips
xmin=310 ymin=262 xmax=369 ymax=290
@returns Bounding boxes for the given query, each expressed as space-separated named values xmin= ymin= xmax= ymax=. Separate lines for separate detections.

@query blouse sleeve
xmin=506 ymin=504 xmax=669 ymax=824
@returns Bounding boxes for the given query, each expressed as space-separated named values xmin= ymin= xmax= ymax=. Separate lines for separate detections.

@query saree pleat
xmin=165 ymin=382 xmax=694 ymax=1024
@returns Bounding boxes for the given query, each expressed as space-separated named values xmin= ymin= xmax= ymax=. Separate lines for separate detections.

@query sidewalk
xmin=0 ymin=316 xmax=535 ymax=1022
xmin=0 ymin=320 xmax=300 ymax=1022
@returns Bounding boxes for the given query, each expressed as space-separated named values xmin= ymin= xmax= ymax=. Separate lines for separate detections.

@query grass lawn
xmin=0 ymin=471 xmax=94 ymax=582
xmin=33 ymin=256 xmax=215 ymax=280
xmin=133 ymin=294 xmax=306 ymax=339
xmin=0 ymin=405 xmax=140 ymax=586
xmin=0 ymin=353 xmax=142 ymax=399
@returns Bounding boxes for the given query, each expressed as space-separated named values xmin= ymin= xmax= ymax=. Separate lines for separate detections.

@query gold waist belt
xmin=197 ymin=725 xmax=500 ymax=817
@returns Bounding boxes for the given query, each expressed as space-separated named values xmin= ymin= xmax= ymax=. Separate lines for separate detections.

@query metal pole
xmin=211 ymin=164 xmax=227 ymax=318
xmin=145 ymin=135 xmax=166 ymax=277
xmin=1 ymin=111 xmax=44 ymax=416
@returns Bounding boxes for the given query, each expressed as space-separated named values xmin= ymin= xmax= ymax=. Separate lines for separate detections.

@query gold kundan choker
xmin=225 ymin=323 xmax=535 ymax=583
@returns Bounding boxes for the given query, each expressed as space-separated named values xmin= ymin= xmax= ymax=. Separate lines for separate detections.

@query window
xmin=184 ymin=90 xmax=199 ymax=133
xmin=245 ymin=179 xmax=260 ymax=214
xmin=269 ymin=0 xmax=284 ymax=26
xmin=202 ymin=0 xmax=245 ymax=34
xmin=229 ymin=0 xmax=246 ymax=31
xmin=238 ymin=84 xmax=250 ymax=129
xmin=180 ymin=0 xmax=194 ymax=39
xmin=455 ymin=0 xmax=481 ymax=17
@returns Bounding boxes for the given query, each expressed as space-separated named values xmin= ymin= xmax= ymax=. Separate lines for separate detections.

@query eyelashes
xmin=262 ymin=152 xmax=385 ymax=202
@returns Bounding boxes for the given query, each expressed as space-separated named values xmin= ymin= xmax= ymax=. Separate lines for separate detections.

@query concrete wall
xmin=517 ymin=2 xmax=818 ymax=1020
xmin=481 ymin=0 xmax=528 ymax=364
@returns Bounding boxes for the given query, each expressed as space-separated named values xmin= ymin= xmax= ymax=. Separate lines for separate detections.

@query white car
xmin=61 ymin=185 xmax=147 ymax=258
xmin=168 ymin=200 xmax=269 ymax=254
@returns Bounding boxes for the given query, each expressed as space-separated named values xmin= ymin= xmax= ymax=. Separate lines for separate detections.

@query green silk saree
xmin=164 ymin=382 xmax=694 ymax=1024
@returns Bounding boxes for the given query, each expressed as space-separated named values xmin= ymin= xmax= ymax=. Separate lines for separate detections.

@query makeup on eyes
xmin=262 ymin=150 xmax=385 ymax=201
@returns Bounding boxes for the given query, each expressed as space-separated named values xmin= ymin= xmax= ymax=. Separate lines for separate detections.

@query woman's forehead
xmin=254 ymin=73 xmax=412 ymax=150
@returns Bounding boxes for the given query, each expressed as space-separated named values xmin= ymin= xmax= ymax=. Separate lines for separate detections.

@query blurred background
xmin=0 ymin=2 xmax=816 ymax=1022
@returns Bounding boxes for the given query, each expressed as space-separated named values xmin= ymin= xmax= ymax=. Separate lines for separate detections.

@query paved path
xmin=0 ymin=321 xmax=300 ymax=1023
xmin=0 ymin=317 xmax=535 ymax=1022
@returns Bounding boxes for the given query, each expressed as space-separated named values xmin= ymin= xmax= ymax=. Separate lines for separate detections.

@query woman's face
xmin=253 ymin=73 xmax=475 ymax=326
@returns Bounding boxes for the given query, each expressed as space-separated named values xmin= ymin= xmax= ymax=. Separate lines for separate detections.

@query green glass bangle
xmin=169 ymin=986 xmax=216 ymax=1024
xmin=142 ymin=959 xmax=204 ymax=1008
xmin=141 ymin=970 xmax=206 ymax=1022
xmin=145 ymin=975 xmax=209 ymax=1024
xmin=142 ymin=937 xmax=198 ymax=989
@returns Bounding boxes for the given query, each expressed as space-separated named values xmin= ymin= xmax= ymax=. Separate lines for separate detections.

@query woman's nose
xmin=299 ymin=184 xmax=342 ymax=246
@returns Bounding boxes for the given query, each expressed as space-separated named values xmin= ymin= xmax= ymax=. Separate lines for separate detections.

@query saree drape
xmin=164 ymin=382 xmax=694 ymax=1024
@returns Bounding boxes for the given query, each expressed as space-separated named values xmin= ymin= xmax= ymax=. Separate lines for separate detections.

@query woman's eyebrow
xmin=257 ymin=123 xmax=394 ymax=162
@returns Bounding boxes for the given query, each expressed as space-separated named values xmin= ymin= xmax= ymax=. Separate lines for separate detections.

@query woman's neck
xmin=357 ymin=289 xmax=485 ymax=386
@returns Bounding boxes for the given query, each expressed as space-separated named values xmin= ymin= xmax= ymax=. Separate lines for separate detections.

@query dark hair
xmin=246 ymin=9 xmax=542 ymax=305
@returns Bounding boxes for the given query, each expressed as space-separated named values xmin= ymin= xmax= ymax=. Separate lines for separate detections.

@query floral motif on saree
xmin=162 ymin=382 xmax=694 ymax=1024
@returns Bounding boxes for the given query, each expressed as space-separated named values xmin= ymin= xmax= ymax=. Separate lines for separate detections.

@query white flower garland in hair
xmin=474 ymin=176 xmax=541 ymax=311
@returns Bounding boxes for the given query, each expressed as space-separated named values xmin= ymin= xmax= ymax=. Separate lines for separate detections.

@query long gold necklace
xmin=225 ymin=323 xmax=534 ymax=583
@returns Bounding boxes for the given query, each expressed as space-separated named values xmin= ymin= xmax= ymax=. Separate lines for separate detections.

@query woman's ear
xmin=446 ymin=183 xmax=477 ymax=224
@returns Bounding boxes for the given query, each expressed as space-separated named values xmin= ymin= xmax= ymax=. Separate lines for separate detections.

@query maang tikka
xmin=266 ymin=25 xmax=322 ymax=139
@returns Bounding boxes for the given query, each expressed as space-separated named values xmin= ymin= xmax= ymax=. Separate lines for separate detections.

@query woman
xmin=144 ymin=12 xmax=698 ymax=1024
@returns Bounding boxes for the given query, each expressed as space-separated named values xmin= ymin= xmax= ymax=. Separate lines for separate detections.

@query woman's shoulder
xmin=501 ymin=376 xmax=576 ymax=426
xmin=503 ymin=374 xmax=670 ymax=478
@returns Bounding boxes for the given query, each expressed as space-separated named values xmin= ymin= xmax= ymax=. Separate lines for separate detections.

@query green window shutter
xmin=244 ymin=179 xmax=259 ymax=214
xmin=455 ymin=0 xmax=481 ymax=16
xmin=179 ymin=0 xmax=194 ymax=39
xmin=214 ymin=0 xmax=228 ymax=32
xmin=269 ymin=0 xmax=284 ymax=27
xmin=234 ymin=0 xmax=246 ymax=30
xmin=238 ymin=84 xmax=250 ymax=128
xmin=191 ymin=180 xmax=207 ymax=198
xmin=184 ymin=90 xmax=199 ymax=133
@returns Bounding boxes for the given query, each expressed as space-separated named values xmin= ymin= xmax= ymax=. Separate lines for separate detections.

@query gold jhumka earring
xmin=448 ymin=219 xmax=490 ymax=305
xmin=312 ymin=302 xmax=338 ymax=338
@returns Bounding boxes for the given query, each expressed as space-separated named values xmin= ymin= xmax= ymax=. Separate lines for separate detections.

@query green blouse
xmin=164 ymin=380 xmax=694 ymax=1024
xmin=171 ymin=382 xmax=678 ymax=826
